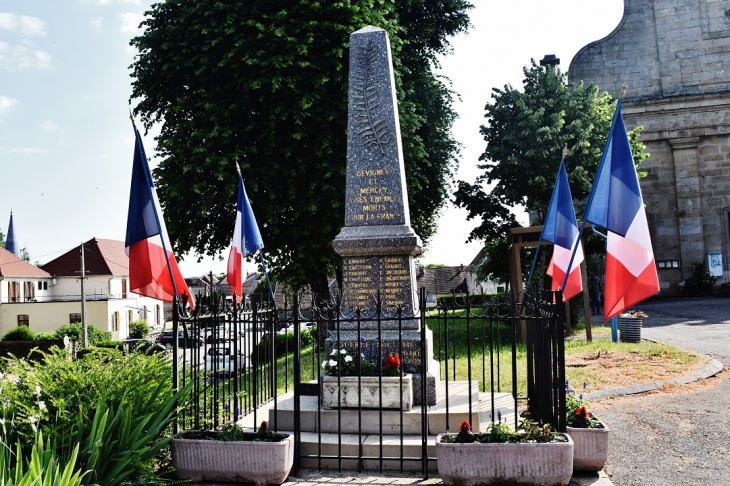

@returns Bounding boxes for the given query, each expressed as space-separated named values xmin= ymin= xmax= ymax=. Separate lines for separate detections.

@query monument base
xmin=325 ymin=327 xmax=439 ymax=406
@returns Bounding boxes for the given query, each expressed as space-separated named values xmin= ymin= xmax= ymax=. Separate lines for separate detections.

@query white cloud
xmin=38 ymin=120 xmax=56 ymax=132
xmin=118 ymin=12 xmax=144 ymax=33
xmin=90 ymin=17 xmax=103 ymax=33
xmin=7 ymin=147 xmax=48 ymax=155
xmin=0 ymin=42 xmax=51 ymax=70
xmin=0 ymin=13 xmax=46 ymax=36
xmin=0 ymin=95 xmax=19 ymax=115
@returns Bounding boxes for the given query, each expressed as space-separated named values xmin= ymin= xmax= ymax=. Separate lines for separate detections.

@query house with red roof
xmin=0 ymin=238 xmax=167 ymax=340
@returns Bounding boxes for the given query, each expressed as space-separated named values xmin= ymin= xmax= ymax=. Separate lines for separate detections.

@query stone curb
xmin=582 ymin=358 xmax=724 ymax=401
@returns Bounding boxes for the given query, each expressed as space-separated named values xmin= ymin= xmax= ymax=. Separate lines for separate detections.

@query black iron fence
xmin=171 ymin=287 xmax=565 ymax=475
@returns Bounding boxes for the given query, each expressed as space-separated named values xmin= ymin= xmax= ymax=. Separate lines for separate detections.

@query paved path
xmin=593 ymin=296 xmax=730 ymax=486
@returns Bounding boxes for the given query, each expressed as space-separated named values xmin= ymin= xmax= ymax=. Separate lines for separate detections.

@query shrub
xmin=0 ymin=347 xmax=173 ymax=463
xmin=35 ymin=331 xmax=57 ymax=341
xmin=2 ymin=326 xmax=36 ymax=341
xmin=128 ymin=320 xmax=150 ymax=339
xmin=51 ymin=322 xmax=110 ymax=346
xmin=96 ymin=340 xmax=124 ymax=350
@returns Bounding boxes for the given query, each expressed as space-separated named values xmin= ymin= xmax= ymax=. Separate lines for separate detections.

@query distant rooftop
xmin=41 ymin=238 xmax=129 ymax=277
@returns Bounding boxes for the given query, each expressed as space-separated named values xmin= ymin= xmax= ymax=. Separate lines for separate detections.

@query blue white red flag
xmin=584 ymin=101 xmax=659 ymax=319
xmin=543 ymin=160 xmax=583 ymax=300
xmin=227 ymin=170 xmax=264 ymax=298
xmin=125 ymin=126 xmax=194 ymax=307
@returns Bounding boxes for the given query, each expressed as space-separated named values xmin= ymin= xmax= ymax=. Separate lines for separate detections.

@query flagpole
xmin=525 ymin=147 xmax=568 ymax=294
xmin=561 ymin=89 xmax=625 ymax=293
xmin=130 ymin=114 xmax=180 ymax=302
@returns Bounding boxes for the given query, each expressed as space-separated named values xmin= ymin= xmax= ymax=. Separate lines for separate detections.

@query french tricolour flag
xmin=227 ymin=170 xmax=263 ymax=299
xmin=125 ymin=126 xmax=194 ymax=307
xmin=543 ymin=160 xmax=583 ymax=300
xmin=584 ymin=101 xmax=659 ymax=320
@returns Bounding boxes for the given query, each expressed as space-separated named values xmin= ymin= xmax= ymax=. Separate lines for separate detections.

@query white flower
xmin=344 ymin=355 xmax=353 ymax=363
xmin=322 ymin=361 xmax=327 ymax=369
xmin=38 ymin=401 xmax=46 ymax=412
xmin=12 ymin=377 xmax=20 ymax=386
xmin=339 ymin=349 xmax=347 ymax=354
xmin=28 ymin=415 xmax=38 ymax=424
xmin=63 ymin=336 xmax=70 ymax=348
xmin=330 ymin=349 xmax=338 ymax=356
xmin=34 ymin=385 xmax=41 ymax=397
xmin=0 ymin=372 xmax=4 ymax=380
xmin=328 ymin=359 xmax=337 ymax=367
xmin=0 ymin=418 xmax=5 ymax=426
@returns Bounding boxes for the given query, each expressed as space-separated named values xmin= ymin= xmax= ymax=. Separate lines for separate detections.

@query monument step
xmin=268 ymin=381 xmax=514 ymax=435
xmin=287 ymin=430 xmax=438 ymax=472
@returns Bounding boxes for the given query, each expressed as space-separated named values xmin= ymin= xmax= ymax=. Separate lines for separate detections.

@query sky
xmin=0 ymin=0 xmax=624 ymax=277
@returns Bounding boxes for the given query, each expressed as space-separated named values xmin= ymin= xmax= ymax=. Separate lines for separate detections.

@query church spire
xmin=6 ymin=211 xmax=18 ymax=256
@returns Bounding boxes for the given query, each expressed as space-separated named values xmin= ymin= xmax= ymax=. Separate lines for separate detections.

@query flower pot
xmin=566 ymin=420 xmax=610 ymax=472
xmin=435 ymin=433 xmax=574 ymax=486
xmin=321 ymin=374 xmax=413 ymax=411
xmin=618 ymin=317 xmax=643 ymax=343
xmin=171 ymin=431 xmax=293 ymax=485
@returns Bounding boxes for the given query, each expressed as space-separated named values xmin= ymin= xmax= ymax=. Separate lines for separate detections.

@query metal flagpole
xmin=259 ymin=252 xmax=276 ymax=305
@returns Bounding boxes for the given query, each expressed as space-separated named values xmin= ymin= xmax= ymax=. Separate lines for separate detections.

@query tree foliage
xmin=455 ymin=61 xmax=649 ymax=280
xmin=129 ymin=0 xmax=472 ymax=294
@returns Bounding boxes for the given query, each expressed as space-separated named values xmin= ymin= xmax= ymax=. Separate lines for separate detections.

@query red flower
xmin=575 ymin=406 xmax=590 ymax=420
xmin=459 ymin=420 xmax=471 ymax=434
xmin=259 ymin=421 xmax=268 ymax=432
xmin=385 ymin=353 xmax=400 ymax=368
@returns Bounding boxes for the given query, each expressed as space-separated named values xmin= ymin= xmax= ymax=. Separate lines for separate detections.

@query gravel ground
xmin=593 ymin=296 xmax=730 ymax=486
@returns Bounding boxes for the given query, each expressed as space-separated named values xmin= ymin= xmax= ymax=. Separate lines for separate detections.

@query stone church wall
xmin=569 ymin=0 xmax=730 ymax=291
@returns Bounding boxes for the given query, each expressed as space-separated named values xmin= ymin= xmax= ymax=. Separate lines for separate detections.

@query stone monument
xmin=330 ymin=26 xmax=437 ymax=405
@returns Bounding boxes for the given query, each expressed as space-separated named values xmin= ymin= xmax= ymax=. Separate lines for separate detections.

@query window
xmin=69 ymin=313 xmax=81 ymax=323
xmin=23 ymin=281 xmax=35 ymax=301
xmin=143 ymin=305 xmax=147 ymax=321
xmin=43 ymin=281 xmax=48 ymax=290
xmin=17 ymin=315 xmax=29 ymax=327
xmin=8 ymin=282 xmax=19 ymax=302
xmin=112 ymin=312 xmax=119 ymax=332
xmin=38 ymin=282 xmax=42 ymax=290
xmin=156 ymin=305 xmax=160 ymax=325
xmin=128 ymin=310 xmax=133 ymax=324
xmin=121 ymin=279 xmax=127 ymax=298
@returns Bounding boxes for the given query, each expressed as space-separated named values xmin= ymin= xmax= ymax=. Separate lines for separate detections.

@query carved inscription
xmin=346 ymin=168 xmax=404 ymax=224
xmin=337 ymin=340 xmax=422 ymax=368
xmin=342 ymin=255 xmax=413 ymax=310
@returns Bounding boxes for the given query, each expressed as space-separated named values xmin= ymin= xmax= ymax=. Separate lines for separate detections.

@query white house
xmin=0 ymin=238 xmax=167 ymax=340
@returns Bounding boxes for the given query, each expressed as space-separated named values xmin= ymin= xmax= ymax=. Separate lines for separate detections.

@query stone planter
xmin=618 ymin=317 xmax=643 ymax=343
xmin=321 ymin=374 xmax=413 ymax=411
xmin=436 ymin=433 xmax=573 ymax=486
xmin=566 ymin=421 xmax=610 ymax=472
xmin=171 ymin=431 xmax=293 ymax=485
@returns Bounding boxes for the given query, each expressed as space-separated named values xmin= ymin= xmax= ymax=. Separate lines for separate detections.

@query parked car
xmin=205 ymin=346 xmax=246 ymax=375
xmin=277 ymin=322 xmax=313 ymax=335
xmin=157 ymin=330 xmax=203 ymax=348
xmin=123 ymin=339 xmax=167 ymax=355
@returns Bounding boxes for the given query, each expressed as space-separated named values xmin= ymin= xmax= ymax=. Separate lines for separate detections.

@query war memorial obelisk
xmin=331 ymin=26 xmax=437 ymax=405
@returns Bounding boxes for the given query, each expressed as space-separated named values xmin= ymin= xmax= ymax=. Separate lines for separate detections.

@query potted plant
xmin=565 ymin=385 xmax=609 ymax=472
xmin=171 ymin=421 xmax=293 ymax=485
xmin=436 ymin=419 xmax=573 ymax=486
xmin=618 ymin=310 xmax=646 ymax=343
xmin=321 ymin=339 xmax=412 ymax=410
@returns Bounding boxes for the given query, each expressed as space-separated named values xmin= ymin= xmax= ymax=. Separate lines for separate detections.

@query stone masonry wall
xmin=569 ymin=0 xmax=730 ymax=290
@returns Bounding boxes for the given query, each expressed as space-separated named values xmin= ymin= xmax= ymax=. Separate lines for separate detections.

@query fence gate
xmin=171 ymin=288 xmax=565 ymax=476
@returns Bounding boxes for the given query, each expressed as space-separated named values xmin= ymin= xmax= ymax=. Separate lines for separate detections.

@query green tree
xmin=129 ymin=0 xmax=472 ymax=296
xmin=455 ymin=60 xmax=648 ymax=281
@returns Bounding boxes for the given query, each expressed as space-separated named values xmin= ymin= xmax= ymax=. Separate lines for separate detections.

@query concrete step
xmin=273 ymin=380 xmax=504 ymax=435
xmin=286 ymin=431 xmax=438 ymax=472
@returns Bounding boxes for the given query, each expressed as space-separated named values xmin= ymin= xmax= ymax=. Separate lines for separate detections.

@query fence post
xmin=172 ymin=296 xmax=179 ymax=435
xmin=293 ymin=293 xmax=301 ymax=474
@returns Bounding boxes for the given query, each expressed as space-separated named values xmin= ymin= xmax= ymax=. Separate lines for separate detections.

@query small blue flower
xmin=497 ymin=410 xmax=501 ymax=422
xmin=583 ymin=381 xmax=588 ymax=390
xmin=234 ymin=406 xmax=239 ymax=416
xmin=579 ymin=394 xmax=583 ymax=400
xmin=565 ymin=379 xmax=570 ymax=389
xmin=224 ymin=403 xmax=230 ymax=412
